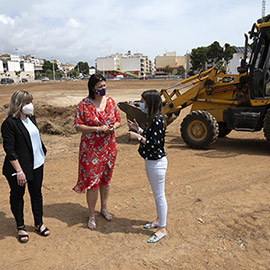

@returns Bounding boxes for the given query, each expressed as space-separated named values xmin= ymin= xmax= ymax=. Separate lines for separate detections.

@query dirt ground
xmin=0 ymin=79 xmax=269 ymax=270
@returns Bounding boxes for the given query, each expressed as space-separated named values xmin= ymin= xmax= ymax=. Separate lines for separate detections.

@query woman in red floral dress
xmin=73 ymin=73 xmax=121 ymax=230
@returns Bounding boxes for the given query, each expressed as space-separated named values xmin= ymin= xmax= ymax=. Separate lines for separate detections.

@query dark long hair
xmin=88 ymin=73 xmax=106 ymax=99
xmin=141 ymin=90 xmax=162 ymax=128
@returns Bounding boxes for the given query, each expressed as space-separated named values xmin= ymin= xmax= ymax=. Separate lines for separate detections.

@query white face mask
xmin=22 ymin=103 xmax=34 ymax=115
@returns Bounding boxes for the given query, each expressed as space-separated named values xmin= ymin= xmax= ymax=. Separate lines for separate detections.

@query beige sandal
xmin=100 ymin=209 xmax=113 ymax=221
xmin=88 ymin=216 xmax=96 ymax=230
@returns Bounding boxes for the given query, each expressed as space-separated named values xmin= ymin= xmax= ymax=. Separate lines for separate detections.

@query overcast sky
xmin=0 ymin=0 xmax=265 ymax=65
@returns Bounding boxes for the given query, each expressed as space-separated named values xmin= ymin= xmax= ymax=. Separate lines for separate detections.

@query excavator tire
xmin=218 ymin=122 xmax=232 ymax=137
xmin=181 ymin=110 xmax=219 ymax=149
xmin=263 ymin=109 xmax=270 ymax=141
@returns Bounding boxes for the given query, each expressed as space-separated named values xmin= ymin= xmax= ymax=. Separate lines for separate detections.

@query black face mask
xmin=94 ymin=88 xmax=106 ymax=96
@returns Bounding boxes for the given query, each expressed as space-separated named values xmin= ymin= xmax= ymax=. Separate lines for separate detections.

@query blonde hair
xmin=8 ymin=90 xmax=33 ymax=118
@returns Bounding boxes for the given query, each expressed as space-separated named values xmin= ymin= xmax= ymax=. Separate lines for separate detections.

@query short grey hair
xmin=8 ymin=90 xmax=33 ymax=118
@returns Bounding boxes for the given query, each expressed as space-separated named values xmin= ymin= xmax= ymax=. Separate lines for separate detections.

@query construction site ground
xmin=0 ymin=79 xmax=269 ymax=270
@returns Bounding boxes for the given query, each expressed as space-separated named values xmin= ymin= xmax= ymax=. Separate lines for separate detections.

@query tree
xmin=75 ymin=62 xmax=90 ymax=75
xmin=164 ymin=65 xmax=173 ymax=75
xmin=206 ymin=41 xmax=223 ymax=65
xmin=223 ymin=43 xmax=236 ymax=63
xmin=68 ymin=69 xmax=79 ymax=78
xmin=42 ymin=60 xmax=53 ymax=72
xmin=35 ymin=71 xmax=42 ymax=80
xmin=42 ymin=60 xmax=61 ymax=80
xmin=190 ymin=46 xmax=208 ymax=72
xmin=15 ymin=71 xmax=21 ymax=79
xmin=190 ymin=42 xmax=236 ymax=73
xmin=176 ymin=66 xmax=185 ymax=76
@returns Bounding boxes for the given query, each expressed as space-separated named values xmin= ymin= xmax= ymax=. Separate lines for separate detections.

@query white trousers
xmin=145 ymin=156 xmax=168 ymax=227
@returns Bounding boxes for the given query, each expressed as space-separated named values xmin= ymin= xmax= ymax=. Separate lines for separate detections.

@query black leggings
xmin=6 ymin=165 xmax=44 ymax=228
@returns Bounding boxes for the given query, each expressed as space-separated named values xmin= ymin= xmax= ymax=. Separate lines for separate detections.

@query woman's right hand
xmin=17 ymin=172 xmax=27 ymax=186
xmin=128 ymin=119 xmax=140 ymax=133
xmin=98 ymin=125 xmax=114 ymax=134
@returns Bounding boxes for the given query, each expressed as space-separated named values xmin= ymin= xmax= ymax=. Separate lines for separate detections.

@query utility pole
xmin=52 ymin=59 xmax=56 ymax=80
xmin=262 ymin=0 xmax=266 ymax=17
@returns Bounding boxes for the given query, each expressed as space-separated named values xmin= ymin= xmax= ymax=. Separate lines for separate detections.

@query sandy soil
xmin=0 ymin=80 xmax=269 ymax=270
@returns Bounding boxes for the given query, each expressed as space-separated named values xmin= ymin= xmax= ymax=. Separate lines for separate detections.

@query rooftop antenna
xmin=262 ymin=0 xmax=266 ymax=17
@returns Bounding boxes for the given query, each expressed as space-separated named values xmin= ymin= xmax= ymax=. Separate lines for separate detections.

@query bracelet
xmin=96 ymin=126 xmax=100 ymax=133
xmin=138 ymin=135 xmax=143 ymax=141
xmin=12 ymin=171 xmax=23 ymax=177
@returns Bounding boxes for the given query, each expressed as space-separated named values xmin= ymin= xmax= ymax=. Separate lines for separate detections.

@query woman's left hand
xmin=17 ymin=172 xmax=27 ymax=186
xmin=127 ymin=119 xmax=139 ymax=133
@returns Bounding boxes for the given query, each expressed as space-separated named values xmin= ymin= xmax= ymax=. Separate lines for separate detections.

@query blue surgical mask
xmin=139 ymin=103 xmax=147 ymax=113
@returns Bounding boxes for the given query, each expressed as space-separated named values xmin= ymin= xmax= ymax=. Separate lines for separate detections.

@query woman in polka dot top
xmin=128 ymin=89 xmax=168 ymax=243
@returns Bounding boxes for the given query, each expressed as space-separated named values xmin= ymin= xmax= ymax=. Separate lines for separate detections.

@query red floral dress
xmin=73 ymin=97 xmax=121 ymax=193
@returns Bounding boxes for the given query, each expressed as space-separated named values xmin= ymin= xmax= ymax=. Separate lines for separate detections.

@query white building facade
xmin=8 ymin=61 xmax=20 ymax=71
xmin=96 ymin=54 xmax=121 ymax=71
xmin=121 ymin=57 xmax=141 ymax=73
xmin=0 ymin=60 xmax=4 ymax=72
xmin=96 ymin=51 xmax=153 ymax=77
xmin=227 ymin=47 xmax=251 ymax=74
xmin=0 ymin=54 xmax=35 ymax=82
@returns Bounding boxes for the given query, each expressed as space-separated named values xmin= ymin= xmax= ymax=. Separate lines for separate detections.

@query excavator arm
xmin=118 ymin=68 xmax=218 ymax=128
xmin=161 ymin=68 xmax=216 ymax=115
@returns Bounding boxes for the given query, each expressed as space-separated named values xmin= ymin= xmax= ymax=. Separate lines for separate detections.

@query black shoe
xmin=35 ymin=223 xmax=50 ymax=237
xmin=17 ymin=225 xmax=29 ymax=243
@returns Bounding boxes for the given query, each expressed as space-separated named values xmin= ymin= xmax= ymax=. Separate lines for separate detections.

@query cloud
xmin=0 ymin=14 xmax=15 ymax=25
xmin=0 ymin=0 xmax=265 ymax=65
xmin=67 ymin=18 xmax=80 ymax=28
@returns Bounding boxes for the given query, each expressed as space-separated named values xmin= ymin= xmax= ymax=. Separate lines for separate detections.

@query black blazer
xmin=1 ymin=115 xmax=47 ymax=181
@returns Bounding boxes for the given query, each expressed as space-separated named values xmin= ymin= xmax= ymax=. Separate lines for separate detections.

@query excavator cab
xmin=249 ymin=22 xmax=270 ymax=99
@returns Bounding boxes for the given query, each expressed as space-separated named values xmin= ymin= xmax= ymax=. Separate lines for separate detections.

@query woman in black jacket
xmin=1 ymin=90 xmax=50 ymax=243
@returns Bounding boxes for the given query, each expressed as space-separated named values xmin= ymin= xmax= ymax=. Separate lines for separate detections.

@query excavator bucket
xmin=117 ymin=101 xmax=147 ymax=129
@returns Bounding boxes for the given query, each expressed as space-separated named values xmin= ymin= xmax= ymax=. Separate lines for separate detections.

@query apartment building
xmin=25 ymin=55 xmax=45 ymax=72
xmin=96 ymin=54 xmax=122 ymax=71
xmin=96 ymin=51 xmax=153 ymax=77
xmin=59 ymin=63 xmax=75 ymax=76
xmin=121 ymin=52 xmax=152 ymax=76
xmin=155 ymin=51 xmax=190 ymax=76
xmin=155 ymin=51 xmax=178 ymax=68
xmin=0 ymin=54 xmax=35 ymax=82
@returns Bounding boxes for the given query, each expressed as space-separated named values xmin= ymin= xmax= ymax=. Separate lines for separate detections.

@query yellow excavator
xmin=118 ymin=19 xmax=270 ymax=149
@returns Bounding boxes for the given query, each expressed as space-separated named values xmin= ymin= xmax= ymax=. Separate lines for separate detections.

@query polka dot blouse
xmin=138 ymin=114 xmax=166 ymax=160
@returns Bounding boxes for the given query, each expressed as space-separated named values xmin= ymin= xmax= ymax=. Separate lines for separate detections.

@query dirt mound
xmin=0 ymin=103 xmax=77 ymax=136
xmin=35 ymin=103 xmax=77 ymax=135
